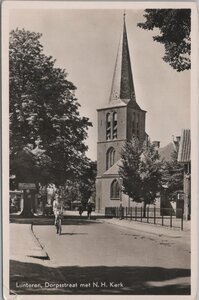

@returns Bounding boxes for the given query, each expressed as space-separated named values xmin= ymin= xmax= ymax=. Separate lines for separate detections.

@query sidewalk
xmin=10 ymin=224 xmax=66 ymax=295
xmin=10 ymin=223 xmax=48 ymax=261
xmin=103 ymin=218 xmax=190 ymax=239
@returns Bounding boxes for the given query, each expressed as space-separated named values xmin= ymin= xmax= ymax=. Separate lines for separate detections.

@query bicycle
xmin=55 ymin=211 xmax=62 ymax=235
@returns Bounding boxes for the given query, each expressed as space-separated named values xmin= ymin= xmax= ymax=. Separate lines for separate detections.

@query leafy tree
xmin=9 ymin=28 xmax=92 ymax=185
xmin=119 ymin=137 xmax=162 ymax=216
xmin=79 ymin=160 xmax=97 ymax=207
xmin=119 ymin=136 xmax=142 ymax=201
xmin=11 ymin=143 xmax=53 ymax=186
xmin=139 ymin=142 xmax=162 ymax=216
xmin=161 ymin=151 xmax=184 ymax=198
xmin=64 ymin=180 xmax=82 ymax=210
xmin=10 ymin=145 xmax=54 ymax=217
xmin=138 ymin=9 xmax=191 ymax=71
xmin=61 ymin=161 xmax=97 ymax=210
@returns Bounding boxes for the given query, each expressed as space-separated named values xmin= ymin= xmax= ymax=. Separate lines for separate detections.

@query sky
xmin=9 ymin=8 xmax=190 ymax=161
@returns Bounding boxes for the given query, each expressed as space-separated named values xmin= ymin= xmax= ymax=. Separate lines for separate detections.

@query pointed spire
xmin=109 ymin=13 xmax=136 ymax=104
xmin=123 ymin=10 xmax=126 ymax=20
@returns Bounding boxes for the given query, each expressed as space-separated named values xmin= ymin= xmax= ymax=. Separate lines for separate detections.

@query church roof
xmin=97 ymin=100 xmax=144 ymax=111
xmin=109 ymin=15 xmax=139 ymax=108
xmin=103 ymin=159 xmax=122 ymax=176
xmin=158 ymin=130 xmax=191 ymax=164
xmin=158 ymin=142 xmax=176 ymax=162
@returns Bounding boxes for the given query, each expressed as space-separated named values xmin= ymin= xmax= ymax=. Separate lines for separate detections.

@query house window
xmin=113 ymin=112 xmax=117 ymax=139
xmin=111 ymin=179 xmax=120 ymax=199
xmin=106 ymin=113 xmax=111 ymax=140
xmin=106 ymin=147 xmax=115 ymax=170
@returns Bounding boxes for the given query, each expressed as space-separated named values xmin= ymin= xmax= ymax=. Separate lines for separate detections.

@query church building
xmin=96 ymin=15 xmax=147 ymax=213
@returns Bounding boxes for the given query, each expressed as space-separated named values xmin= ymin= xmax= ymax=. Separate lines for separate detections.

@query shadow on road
xmin=10 ymin=217 xmax=102 ymax=226
xmin=60 ymin=233 xmax=88 ymax=236
xmin=10 ymin=260 xmax=190 ymax=295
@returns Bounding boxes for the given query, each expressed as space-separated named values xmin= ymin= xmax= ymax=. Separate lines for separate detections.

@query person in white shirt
xmin=53 ymin=194 xmax=63 ymax=226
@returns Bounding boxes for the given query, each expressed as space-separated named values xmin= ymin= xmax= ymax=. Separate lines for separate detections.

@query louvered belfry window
xmin=113 ymin=112 xmax=117 ymax=139
xmin=106 ymin=113 xmax=111 ymax=140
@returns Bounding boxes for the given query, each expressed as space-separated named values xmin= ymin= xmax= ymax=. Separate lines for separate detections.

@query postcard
xmin=2 ymin=1 xmax=198 ymax=299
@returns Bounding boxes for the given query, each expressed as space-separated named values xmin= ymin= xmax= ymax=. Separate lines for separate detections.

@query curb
xmin=103 ymin=218 xmax=186 ymax=238
xmin=29 ymin=223 xmax=49 ymax=260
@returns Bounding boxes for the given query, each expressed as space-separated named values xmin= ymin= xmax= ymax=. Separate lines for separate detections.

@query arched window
xmin=106 ymin=147 xmax=115 ymax=170
xmin=112 ymin=112 xmax=117 ymax=139
xmin=111 ymin=179 xmax=120 ymax=199
xmin=106 ymin=113 xmax=111 ymax=140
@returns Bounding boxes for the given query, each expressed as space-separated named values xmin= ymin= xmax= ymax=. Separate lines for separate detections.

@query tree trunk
xmin=143 ymin=202 xmax=147 ymax=218
xmin=20 ymin=190 xmax=34 ymax=218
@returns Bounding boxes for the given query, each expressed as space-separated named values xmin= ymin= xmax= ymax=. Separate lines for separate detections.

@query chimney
xmin=152 ymin=141 xmax=160 ymax=149
xmin=174 ymin=136 xmax=181 ymax=152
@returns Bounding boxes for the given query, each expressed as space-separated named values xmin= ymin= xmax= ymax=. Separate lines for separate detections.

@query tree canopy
xmin=119 ymin=137 xmax=142 ymax=201
xmin=79 ymin=160 xmax=97 ymax=206
xmin=119 ymin=136 xmax=184 ymax=215
xmin=10 ymin=28 xmax=92 ymax=185
xmin=61 ymin=161 xmax=97 ymax=209
xmin=138 ymin=9 xmax=191 ymax=71
xmin=119 ymin=137 xmax=162 ymax=212
xmin=139 ymin=142 xmax=162 ymax=211
xmin=161 ymin=151 xmax=184 ymax=198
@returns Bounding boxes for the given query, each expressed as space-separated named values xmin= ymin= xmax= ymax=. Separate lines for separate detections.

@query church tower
xmin=96 ymin=14 xmax=146 ymax=213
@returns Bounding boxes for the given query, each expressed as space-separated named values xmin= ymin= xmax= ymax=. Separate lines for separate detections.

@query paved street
xmin=10 ymin=217 xmax=191 ymax=295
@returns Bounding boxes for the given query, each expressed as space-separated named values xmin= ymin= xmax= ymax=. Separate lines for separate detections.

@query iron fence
xmin=105 ymin=206 xmax=184 ymax=230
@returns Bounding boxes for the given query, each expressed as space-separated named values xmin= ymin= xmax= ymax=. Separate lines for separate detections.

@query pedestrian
xmin=87 ymin=201 xmax=92 ymax=219
xmin=53 ymin=194 xmax=63 ymax=226
xmin=79 ymin=204 xmax=83 ymax=216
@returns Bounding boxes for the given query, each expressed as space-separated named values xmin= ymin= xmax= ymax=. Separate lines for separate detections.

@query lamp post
xmin=161 ymin=184 xmax=168 ymax=216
